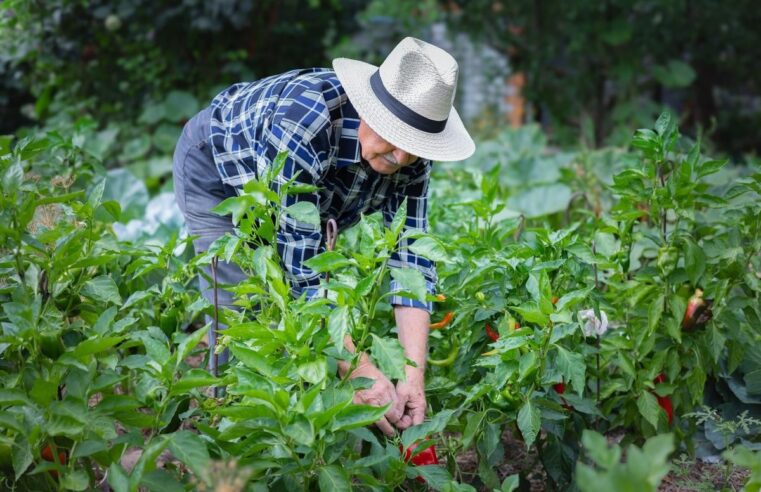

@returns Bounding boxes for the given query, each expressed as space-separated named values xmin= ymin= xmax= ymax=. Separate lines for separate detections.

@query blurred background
xmin=3 ymin=0 xmax=760 ymax=150
xmin=1 ymin=0 xmax=759 ymax=241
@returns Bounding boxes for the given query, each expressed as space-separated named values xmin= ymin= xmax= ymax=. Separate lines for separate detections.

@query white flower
xmin=578 ymin=309 xmax=609 ymax=337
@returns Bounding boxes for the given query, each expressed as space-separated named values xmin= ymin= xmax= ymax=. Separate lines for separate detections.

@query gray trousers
xmin=172 ymin=106 xmax=246 ymax=373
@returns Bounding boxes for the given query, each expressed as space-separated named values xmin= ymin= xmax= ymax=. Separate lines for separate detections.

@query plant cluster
xmin=1 ymin=112 xmax=760 ymax=490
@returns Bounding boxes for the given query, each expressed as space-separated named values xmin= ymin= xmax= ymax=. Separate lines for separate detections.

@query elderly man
xmin=172 ymin=37 xmax=475 ymax=434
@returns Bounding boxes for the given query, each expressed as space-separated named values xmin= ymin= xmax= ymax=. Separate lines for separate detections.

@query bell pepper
xmin=400 ymin=441 xmax=440 ymax=483
xmin=553 ymin=381 xmax=572 ymax=410
xmin=682 ymin=289 xmax=713 ymax=331
xmin=653 ymin=373 xmax=673 ymax=424
xmin=485 ymin=323 xmax=500 ymax=342
xmin=41 ymin=443 xmax=67 ymax=478
xmin=430 ymin=312 xmax=454 ymax=330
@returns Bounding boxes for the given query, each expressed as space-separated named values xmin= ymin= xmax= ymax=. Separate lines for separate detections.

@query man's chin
xmin=368 ymin=159 xmax=400 ymax=175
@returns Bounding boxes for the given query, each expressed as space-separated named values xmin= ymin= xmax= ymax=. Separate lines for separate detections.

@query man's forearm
xmin=394 ymin=306 xmax=430 ymax=376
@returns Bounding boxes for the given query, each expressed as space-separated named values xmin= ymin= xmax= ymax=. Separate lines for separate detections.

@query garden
xmin=1 ymin=1 xmax=760 ymax=491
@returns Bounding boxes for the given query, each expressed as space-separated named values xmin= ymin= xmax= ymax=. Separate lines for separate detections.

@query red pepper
xmin=653 ymin=374 xmax=674 ymax=424
xmin=41 ymin=443 xmax=67 ymax=478
xmin=485 ymin=323 xmax=500 ymax=342
xmin=435 ymin=294 xmax=446 ymax=302
xmin=657 ymin=395 xmax=674 ymax=424
xmin=553 ymin=382 xmax=572 ymax=410
xmin=400 ymin=442 xmax=440 ymax=483
xmin=430 ymin=312 xmax=454 ymax=330
xmin=682 ymin=289 xmax=713 ymax=331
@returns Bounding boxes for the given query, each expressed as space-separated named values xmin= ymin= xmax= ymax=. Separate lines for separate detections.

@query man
xmin=172 ymin=37 xmax=475 ymax=434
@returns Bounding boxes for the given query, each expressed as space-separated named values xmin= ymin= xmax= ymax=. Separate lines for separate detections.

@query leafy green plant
xmin=576 ymin=430 xmax=674 ymax=492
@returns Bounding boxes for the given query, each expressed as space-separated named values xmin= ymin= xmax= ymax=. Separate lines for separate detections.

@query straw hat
xmin=333 ymin=37 xmax=475 ymax=162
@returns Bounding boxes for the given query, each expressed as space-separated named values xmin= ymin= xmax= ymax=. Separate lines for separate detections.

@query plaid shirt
xmin=209 ymin=68 xmax=436 ymax=312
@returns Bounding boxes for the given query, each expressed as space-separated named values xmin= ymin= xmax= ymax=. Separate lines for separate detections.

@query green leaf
xmin=230 ymin=344 xmax=272 ymax=377
xmin=171 ymin=369 xmax=219 ymax=394
xmin=285 ymin=415 xmax=315 ymax=447
xmin=401 ymin=409 xmax=456 ymax=449
xmin=163 ymin=90 xmax=200 ymax=121
xmin=511 ymin=302 xmax=549 ymax=326
xmin=641 ymin=433 xmax=675 ymax=469
xmin=303 ymin=251 xmax=352 ymax=273
xmin=517 ymin=400 xmax=541 ymax=447
xmin=412 ymin=464 xmax=451 ymax=488
xmin=648 ymin=294 xmax=665 ymax=334
xmin=318 ymin=465 xmax=351 ymax=492
xmin=211 ymin=195 xmax=253 ymax=225
xmin=108 ymin=463 xmax=130 ymax=492
xmin=390 ymin=267 xmax=427 ymax=302
xmin=637 ymin=391 xmax=661 ymax=429
xmin=93 ymin=306 xmax=118 ymax=335
xmin=581 ymin=429 xmax=620 ymax=470
xmin=698 ymin=159 xmax=727 ymax=179
xmin=81 ymin=276 xmax=123 ymax=305
xmin=2 ymin=162 xmax=23 ymax=192
xmin=285 ymin=201 xmax=320 ymax=226
xmin=61 ymin=470 xmax=90 ymax=491
xmin=369 ymin=334 xmax=406 ymax=381
xmin=152 ymin=124 xmax=181 ymax=153
xmin=555 ymin=287 xmax=594 ymax=311
xmin=168 ymin=431 xmax=210 ymax=481
xmin=683 ymin=238 xmax=706 ymax=285
xmin=327 ymin=306 xmax=350 ymax=354
xmin=407 ymin=235 xmax=450 ymax=263
xmin=653 ymin=60 xmax=696 ymax=88
xmin=554 ymin=346 xmax=586 ymax=396
xmin=390 ymin=197 xmax=408 ymax=238
xmin=744 ymin=369 xmax=761 ymax=396
xmin=176 ymin=324 xmax=210 ymax=370
xmin=297 ymin=359 xmax=328 ymax=384
xmin=501 ymin=474 xmax=520 ymax=492
xmin=122 ymin=135 xmax=151 ymax=161
xmin=332 ymin=404 xmax=388 ymax=432
xmin=141 ymin=470 xmax=185 ymax=492
xmin=12 ymin=435 xmax=32 ymax=480
xmin=66 ymin=336 xmax=125 ymax=360
xmin=87 ymin=178 xmax=106 ymax=210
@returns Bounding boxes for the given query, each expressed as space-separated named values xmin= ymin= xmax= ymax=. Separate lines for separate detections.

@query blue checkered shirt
xmin=208 ymin=68 xmax=436 ymax=312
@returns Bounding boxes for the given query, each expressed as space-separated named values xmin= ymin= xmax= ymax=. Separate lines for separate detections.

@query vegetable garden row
xmin=1 ymin=113 xmax=761 ymax=491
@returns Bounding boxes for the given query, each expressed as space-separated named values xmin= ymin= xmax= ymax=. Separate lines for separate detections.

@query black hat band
xmin=369 ymin=71 xmax=448 ymax=134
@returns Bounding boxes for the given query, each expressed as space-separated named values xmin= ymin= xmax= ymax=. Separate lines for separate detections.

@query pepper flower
xmin=578 ymin=309 xmax=609 ymax=337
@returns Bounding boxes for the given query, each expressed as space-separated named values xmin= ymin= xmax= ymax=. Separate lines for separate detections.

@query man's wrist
xmin=405 ymin=363 xmax=425 ymax=383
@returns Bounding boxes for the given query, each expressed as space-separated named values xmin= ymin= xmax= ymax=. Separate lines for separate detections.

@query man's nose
xmin=393 ymin=149 xmax=414 ymax=166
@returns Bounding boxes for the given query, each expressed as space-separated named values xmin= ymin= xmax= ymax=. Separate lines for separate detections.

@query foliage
xmin=576 ymin=430 xmax=674 ymax=492
xmin=725 ymin=446 xmax=761 ymax=492
xmin=2 ymin=110 xmax=761 ymax=490
xmin=445 ymin=0 xmax=761 ymax=154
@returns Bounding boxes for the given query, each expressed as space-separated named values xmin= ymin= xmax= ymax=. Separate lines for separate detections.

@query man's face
xmin=358 ymin=119 xmax=418 ymax=175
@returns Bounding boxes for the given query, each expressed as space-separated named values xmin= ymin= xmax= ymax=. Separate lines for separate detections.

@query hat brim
xmin=333 ymin=58 xmax=475 ymax=162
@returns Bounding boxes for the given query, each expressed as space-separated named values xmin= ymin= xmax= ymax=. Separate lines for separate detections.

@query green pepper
xmin=428 ymin=341 xmax=459 ymax=367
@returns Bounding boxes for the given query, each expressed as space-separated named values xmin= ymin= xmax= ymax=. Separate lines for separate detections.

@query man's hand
xmin=395 ymin=367 xmax=426 ymax=429
xmin=394 ymin=306 xmax=430 ymax=430
xmin=348 ymin=360 xmax=404 ymax=436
